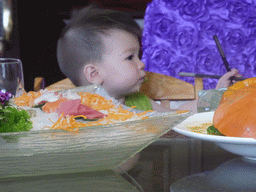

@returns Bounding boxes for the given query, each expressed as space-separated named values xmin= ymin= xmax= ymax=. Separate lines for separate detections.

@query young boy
xmin=57 ymin=5 xmax=239 ymax=113
xmin=57 ymin=5 xmax=239 ymax=174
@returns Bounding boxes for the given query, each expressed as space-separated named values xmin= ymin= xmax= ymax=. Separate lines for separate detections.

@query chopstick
xmin=213 ymin=35 xmax=245 ymax=83
xmin=179 ymin=72 xmax=245 ymax=81
xmin=213 ymin=35 xmax=231 ymax=72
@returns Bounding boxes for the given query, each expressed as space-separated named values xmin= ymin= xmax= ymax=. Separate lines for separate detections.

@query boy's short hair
xmin=57 ymin=5 xmax=142 ymax=86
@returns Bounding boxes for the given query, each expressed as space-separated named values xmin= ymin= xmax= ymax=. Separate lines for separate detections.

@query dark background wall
xmin=12 ymin=0 xmax=151 ymax=91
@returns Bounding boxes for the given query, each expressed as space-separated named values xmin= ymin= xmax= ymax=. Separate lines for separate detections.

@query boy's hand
xmin=215 ymin=69 xmax=241 ymax=89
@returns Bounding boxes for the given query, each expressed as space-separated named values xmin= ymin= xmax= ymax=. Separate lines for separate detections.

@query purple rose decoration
xmin=206 ymin=0 xmax=228 ymax=9
xmin=179 ymin=0 xmax=207 ymax=21
xmin=173 ymin=26 xmax=198 ymax=54
xmin=142 ymin=0 xmax=256 ymax=90
xmin=248 ymin=50 xmax=256 ymax=76
xmin=223 ymin=29 xmax=248 ymax=54
xmin=170 ymin=57 xmax=195 ymax=84
xmin=195 ymin=46 xmax=222 ymax=73
xmin=153 ymin=15 xmax=177 ymax=42
xmin=198 ymin=15 xmax=225 ymax=42
xmin=162 ymin=0 xmax=184 ymax=9
xmin=227 ymin=1 xmax=251 ymax=23
xmin=244 ymin=15 xmax=256 ymax=38
xmin=203 ymin=78 xmax=218 ymax=90
xmin=143 ymin=44 xmax=175 ymax=76
xmin=229 ymin=52 xmax=252 ymax=78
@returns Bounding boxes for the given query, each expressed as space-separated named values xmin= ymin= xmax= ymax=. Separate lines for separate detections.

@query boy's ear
xmin=83 ymin=64 xmax=103 ymax=84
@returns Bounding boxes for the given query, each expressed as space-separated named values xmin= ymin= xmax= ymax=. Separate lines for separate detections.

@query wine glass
xmin=0 ymin=58 xmax=24 ymax=97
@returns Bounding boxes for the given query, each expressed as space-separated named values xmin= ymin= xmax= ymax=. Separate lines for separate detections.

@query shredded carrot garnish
xmin=176 ymin=110 xmax=190 ymax=114
xmin=50 ymin=114 xmax=90 ymax=133
xmin=13 ymin=91 xmax=42 ymax=107
xmin=50 ymin=103 xmax=152 ymax=132
xmin=79 ymin=92 xmax=116 ymax=110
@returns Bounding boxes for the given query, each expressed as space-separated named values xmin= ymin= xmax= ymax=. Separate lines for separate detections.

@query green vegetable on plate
xmin=207 ymin=125 xmax=224 ymax=136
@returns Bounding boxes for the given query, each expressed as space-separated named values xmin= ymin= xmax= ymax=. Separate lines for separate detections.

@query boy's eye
xmin=127 ymin=55 xmax=134 ymax=60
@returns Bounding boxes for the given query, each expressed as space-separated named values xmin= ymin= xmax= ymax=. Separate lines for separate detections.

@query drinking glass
xmin=197 ymin=89 xmax=224 ymax=113
xmin=0 ymin=58 xmax=24 ymax=97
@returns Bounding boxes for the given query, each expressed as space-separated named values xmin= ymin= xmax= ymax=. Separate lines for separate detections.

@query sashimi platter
xmin=0 ymin=85 xmax=192 ymax=178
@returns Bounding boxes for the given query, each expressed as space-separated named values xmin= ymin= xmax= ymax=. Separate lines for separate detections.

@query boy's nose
xmin=138 ymin=60 xmax=145 ymax=70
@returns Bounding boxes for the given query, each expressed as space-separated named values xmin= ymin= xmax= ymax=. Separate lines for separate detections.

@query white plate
xmin=173 ymin=112 xmax=256 ymax=160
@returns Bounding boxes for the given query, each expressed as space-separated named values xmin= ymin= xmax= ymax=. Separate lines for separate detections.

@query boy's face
xmin=97 ymin=29 xmax=146 ymax=99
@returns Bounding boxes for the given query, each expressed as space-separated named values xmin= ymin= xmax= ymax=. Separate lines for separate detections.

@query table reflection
xmin=170 ymin=157 xmax=256 ymax=192
xmin=130 ymin=137 xmax=243 ymax=192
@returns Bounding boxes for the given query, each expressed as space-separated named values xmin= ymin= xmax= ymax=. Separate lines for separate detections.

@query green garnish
xmin=0 ymin=107 xmax=32 ymax=132
xmin=0 ymin=90 xmax=32 ymax=133
xmin=125 ymin=92 xmax=152 ymax=111
xmin=207 ymin=125 xmax=224 ymax=136
xmin=33 ymin=103 xmax=46 ymax=110
xmin=74 ymin=117 xmax=98 ymax=121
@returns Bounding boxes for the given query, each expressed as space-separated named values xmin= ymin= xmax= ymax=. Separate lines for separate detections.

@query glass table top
xmin=130 ymin=136 xmax=253 ymax=192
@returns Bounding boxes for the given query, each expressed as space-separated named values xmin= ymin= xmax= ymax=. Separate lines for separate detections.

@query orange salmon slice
xmin=42 ymin=98 xmax=68 ymax=113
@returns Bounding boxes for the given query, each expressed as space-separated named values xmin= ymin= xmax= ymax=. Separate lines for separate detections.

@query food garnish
xmin=79 ymin=92 xmax=115 ymax=110
xmin=13 ymin=91 xmax=42 ymax=107
xmin=125 ymin=92 xmax=152 ymax=111
xmin=207 ymin=125 xmax=224 ymax=136
xmin=0 ymin=90 xmax=32 ymax=133
xmin=33 ymin=102 xmax=46 ymax=109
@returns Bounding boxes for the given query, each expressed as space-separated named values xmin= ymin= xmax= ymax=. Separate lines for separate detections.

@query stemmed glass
xmin=0 ymin=58 xmax=24 ymax=97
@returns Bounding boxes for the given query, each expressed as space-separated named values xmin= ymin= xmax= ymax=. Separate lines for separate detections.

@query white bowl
xmin=173 ymin=112 xmax=256 ymax=160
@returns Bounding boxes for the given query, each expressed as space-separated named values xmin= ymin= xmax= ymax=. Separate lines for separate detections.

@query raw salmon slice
xmin=42 ymin=98 xmax=68 ymax=113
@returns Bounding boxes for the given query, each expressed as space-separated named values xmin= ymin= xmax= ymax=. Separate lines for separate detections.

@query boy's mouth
xmin=139 ymin=76 xmax=146 ymax=81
